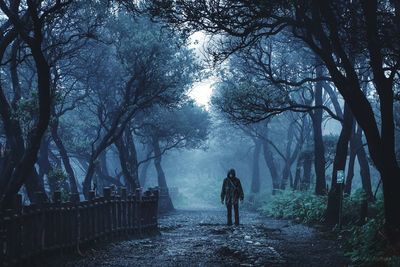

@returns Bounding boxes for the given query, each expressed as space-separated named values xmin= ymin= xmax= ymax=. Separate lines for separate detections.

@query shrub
xmin=258 ymin=190 xmax=326 ymax=224
xmin=47 ymin=168 xmax=69 ymax=201
xmin=344 ymin=194 xmax=400 ymax=266
xmin=258 ymin=189 xmax=398 ymax=266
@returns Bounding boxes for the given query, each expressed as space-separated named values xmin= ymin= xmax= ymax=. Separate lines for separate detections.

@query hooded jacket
xmin=221 ymin=169 xmax=244 ymax=204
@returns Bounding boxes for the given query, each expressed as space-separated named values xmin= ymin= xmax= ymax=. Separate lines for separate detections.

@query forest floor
xmin=43 ymin=209 xmax=349 ymax=267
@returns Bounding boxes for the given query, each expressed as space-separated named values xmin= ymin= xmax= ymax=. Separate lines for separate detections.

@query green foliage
xmin=258 ymin=190 xmax=326 ymax=224
xmin=341 ymin=189 xmax=368 ymax=224
xmin=49 ymin=168 xmax=68 ymax=189
xmin=259 ymin=189 xmax=398 ymax=266
xmin=140 ymin=101 xmax=211 ymax=150
xmin=344 ymin=194 xmax=400 ymax=266
xmin=12 ymin=92 xmax=39 ymax=134
xmin=48 ymin=168 xmax=69 ymax=197
xmin=345 ymin=216 xmax=386 ymax=265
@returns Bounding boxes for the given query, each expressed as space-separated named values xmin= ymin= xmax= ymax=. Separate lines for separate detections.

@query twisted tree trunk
xmin=50 ymin=120 xmax=79 ymax=194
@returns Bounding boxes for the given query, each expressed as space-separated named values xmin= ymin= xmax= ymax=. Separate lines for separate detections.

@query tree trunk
xmin=125 ymin=127 xmax=139 ymax=189
xmin=115 ymin=128 xmax=139 ymax=192
xmin=99 ymin=151 xmax=121 ymax=186
xmin=50 ymin=120 xmax=78 ymax=194
xmin=381 ymin=164 xmax=400 ymax=243
xmin=310 ymin=65 xmax=326 ymax=195
xmin=293 ymin=153 xmax=303 ymax=190
xmin=152 ymin=135 xmax=174 ymax=212
xmin=356 ymin=129 xmax=374 ymax=201
xmin=280 ymin=123 xmax=295 ymax=190
xmin=115 ymin=138 xmax=134 ymax=190
xmin=0 ymin=45 xmax=52 ymax=209
xmin=280 ymin=122 xmax=303 ymax=190
xmin=343 ymin=123 xmax=374 ymax=201
xmin=250 ymin=138 xmax=261 ymax=194
xmin=139 ymin=157 xmax=151 ymax=188
xmin=24 ymin=168 xmax=48 ymax=204
xmin=152 ymin=136 xmax=168 ymax=188
xmin=344 ymin=121 xmax=357 ymax=195
xmin=262 ymin=140 xmax=280 ymax=194
xmin=82 ymin=157 xmax=96 ymax=197
xmin=302 ymin=150 xmax=313 ymax=191
xmin=326 ymin=104 xmax=353 ymax=225
xmin=310 ymin=112 xmax=326 ymax=195
xmin=37 ymin=135 xmax=55 ymax=193
xmin=82 ymin=138 xmax=110 ymax=198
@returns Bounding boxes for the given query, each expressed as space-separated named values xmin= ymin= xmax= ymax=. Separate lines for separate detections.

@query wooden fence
xmin=0 ymin=187 xmax=159 ymax=267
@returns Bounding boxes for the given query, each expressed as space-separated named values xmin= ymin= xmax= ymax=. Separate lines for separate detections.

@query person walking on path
xmin=221 ymin=169 xmax=244 ymax=226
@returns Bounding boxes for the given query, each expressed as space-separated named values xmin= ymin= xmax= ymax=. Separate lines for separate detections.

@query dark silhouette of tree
xmin=79 ymin=15 xmax=199 ymax=197
xmin=149 ymin=0 xmax=400 ymax=243
xmin=136 ymin=101 xmax=210 ymax=210
xmin=211 ymin=46 xmax=340 ymax=195
xmin=0 ymin=0 xmax=76 ymax=208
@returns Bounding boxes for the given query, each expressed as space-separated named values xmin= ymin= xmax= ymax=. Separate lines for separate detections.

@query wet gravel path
xmin=47 ymin=209 xmax=348 ymax=267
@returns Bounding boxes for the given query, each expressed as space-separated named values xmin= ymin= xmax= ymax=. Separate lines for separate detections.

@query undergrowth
xmin=258 ymin=190 xmax=326 ymax=224
xmin=253 ymin=189 xmax=400 ymax=266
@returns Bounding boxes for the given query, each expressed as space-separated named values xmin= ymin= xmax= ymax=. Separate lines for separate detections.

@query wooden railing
xmin=0 ymin=187 xmax=159 ymax=267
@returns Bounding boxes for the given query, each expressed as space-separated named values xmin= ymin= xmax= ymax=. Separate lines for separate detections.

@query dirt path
xmin=46 ymin=209 xmax=348 ymax=267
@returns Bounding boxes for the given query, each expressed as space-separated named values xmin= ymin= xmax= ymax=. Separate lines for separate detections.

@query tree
xmin=250 ymin=137 xmax=261 ymax=195
xmin=0 ymin=0 xmax=77 ymax=208
xmin=149 ymin=0 xmax=400 ymax=243
xmin=79 ymin=14 xmax=199 ymax=197
xmin=211 ymin=45 xmax=340 ymax=195
xmin=137 ymin=101 xmax=210 ymax=211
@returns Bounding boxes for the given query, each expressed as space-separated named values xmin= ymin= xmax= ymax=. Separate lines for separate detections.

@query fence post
xmin=127 ymin=194 xmax=133 ymax=234
xmin=120 ymin=188 xmax=127 ymax=234
xmin=51 ymin=191 xmax=61 ymax=250
xmin=153 ymin=189 xmax=159 ymax=229
xmin=135 ymin=188 xmax=142 ymax=235
xmin=103 ymin=187 xmax=112 ymax=238
xmin=12 ymin=194 xmax=22 ymax=213
xmin=69 ymin=193 xmax=80 ymax=249
xmin=87 ymin=190 xmax=96 ymax=241
xmin=35 ymin=192 xmax=47 ymax=254
xmin=69 ymin=193 xmax=80 ymax=204
xmin=104 ymin=187 xmax=111 ymax=199
xmin=120 ymin=188 xmax=127 ymax=199
xmin=88 ymin=191 xmax=96 ymax=201
xmin=53 ymin=191 xmax=61 ymax=204
xmin=6 ymin=194 xmax=23 ymax=265
xmin=35 ymin=191 xmax=48 ymax=204
xmin=112 ymin=190 xmax=118 ymax=235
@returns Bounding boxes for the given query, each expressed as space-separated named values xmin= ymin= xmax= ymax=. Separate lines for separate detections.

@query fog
xmin=1 ymin=1 xmax=399 ymax=265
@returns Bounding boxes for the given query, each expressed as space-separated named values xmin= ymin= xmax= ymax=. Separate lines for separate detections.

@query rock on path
xmin=44 ymin=209 xmax=348 ymax=267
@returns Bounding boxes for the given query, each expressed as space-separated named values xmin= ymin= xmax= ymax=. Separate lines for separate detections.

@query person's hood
xmin=227 ymin=169 xmax=236 ymax=178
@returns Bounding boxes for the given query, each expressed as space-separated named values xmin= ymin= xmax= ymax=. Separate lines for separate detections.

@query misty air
xmin=0 ymin=1 xmax=399 ymax=266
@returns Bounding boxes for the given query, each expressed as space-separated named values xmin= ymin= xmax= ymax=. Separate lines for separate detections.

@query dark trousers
xmin=226 ymin=203 xmax=239 ymax=225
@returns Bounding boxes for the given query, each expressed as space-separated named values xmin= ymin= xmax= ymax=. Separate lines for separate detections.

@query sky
xmin=187 ymin=31 xmax=217 ymax=109
xmin=188 ymin=77 xmax=217 ymax=108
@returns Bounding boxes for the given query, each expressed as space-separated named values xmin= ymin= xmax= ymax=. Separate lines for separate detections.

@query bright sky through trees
xmin=187 ymin=31 xmax=216 ymax=109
